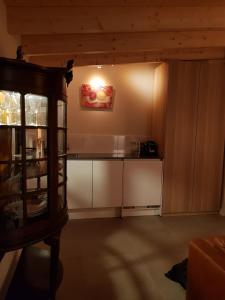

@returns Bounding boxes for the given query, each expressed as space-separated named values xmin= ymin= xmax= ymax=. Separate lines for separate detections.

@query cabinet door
xmin=67 ymin=160 xmax=92 ymax=209
xmin=191 ymin=61 xmax=225 ymax=212
xmin=123 ymin=160 xmax=162 ymax=207
xmin=93 ymin=160 xmax=123 ymax=208
xmin=162 ymin=61 xmax=201 ymax=214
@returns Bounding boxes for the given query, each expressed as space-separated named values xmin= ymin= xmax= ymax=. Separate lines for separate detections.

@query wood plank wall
xmin=191 ymin=61 xmax=225 ymax=212
xmin=162 ymin=60 xmax=225 ymax=214
xmin=162 ymin=61 xmax=201 ymax=213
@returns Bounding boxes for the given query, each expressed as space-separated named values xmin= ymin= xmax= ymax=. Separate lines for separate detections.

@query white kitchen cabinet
xmin=123 ymin=159 xmax=162 ymax=207
xmin=67 ymin=160 xmax=92 ymax=209
xmin=93 ymin=160 xmax=123 ymax=208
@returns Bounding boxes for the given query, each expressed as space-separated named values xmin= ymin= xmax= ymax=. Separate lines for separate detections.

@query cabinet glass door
xmin=25 ymin=94 xmax=48 ymax=219
xmin=58 ymin=158 xmax=66 ymax=184
xmin=0 ymin=128 xmax=22 ymax=161
xmin=0 ymin=91 xmax=23 ymax=231
xmin=0 ymin=162 xmax=23 ymax=231
xmin=25 ymin=94 xmax=48 ymax=126
xmin=57 ymin=100 xmax=66 ymax=210
xmin=58 ymin=130 xmax=66 ymax=155
xmin=0 ymin=91 xmax=21 ymax=125
xmin=26 ymin=129 xmax=47 ymax=159
xmin=58 ymin=100 xmax=66 ymax=128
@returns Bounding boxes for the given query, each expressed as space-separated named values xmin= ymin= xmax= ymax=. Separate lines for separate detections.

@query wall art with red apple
xmin=80 ymin=84 xmax=114 ymax=109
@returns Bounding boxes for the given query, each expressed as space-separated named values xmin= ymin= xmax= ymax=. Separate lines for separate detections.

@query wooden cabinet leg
xmin=45 ymin=232 xmax=61 ymax=300
xmin=0 ymin=251 xmax=5 ymax=262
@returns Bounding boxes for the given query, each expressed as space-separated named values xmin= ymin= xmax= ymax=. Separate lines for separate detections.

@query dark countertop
xmin=67 ymin=153 xmax=162 ymax=160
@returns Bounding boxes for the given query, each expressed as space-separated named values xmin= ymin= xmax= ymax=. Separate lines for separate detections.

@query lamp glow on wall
xmin=90 ymin=77 xmax=105 ymax=90
xmin=80 ymin=76 xmax=114 ymax=109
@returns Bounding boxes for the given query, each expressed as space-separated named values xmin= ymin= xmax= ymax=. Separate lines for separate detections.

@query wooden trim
xmin=6 ymin=0 xmax=225 ymax=7
xmin=122 ymin=207 xmax=160 ymax=217
xmin=162 ymin=211 xmax=219 ymax=216
xmin=22 ymin=31 xmax=225 ymax=56
xmin=26 ymin=48 xmax=225 ymax=67
xmin=68 ymin=207 xmax=161 ymax=219
xmin=68 ymin=208 xmax=121 ymax=219
xmin=7 ymin=6 xmax=225 ymax=35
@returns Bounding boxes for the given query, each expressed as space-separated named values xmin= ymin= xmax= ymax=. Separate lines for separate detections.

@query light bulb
xmin=90 ymin=77 xmax=105 ymax=90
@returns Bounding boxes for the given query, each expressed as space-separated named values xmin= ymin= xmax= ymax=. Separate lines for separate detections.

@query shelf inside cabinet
xmin=25 ymin=125 xmax=48 ymax=129
xmin=0 ymin=125 xmax=21 ymax=128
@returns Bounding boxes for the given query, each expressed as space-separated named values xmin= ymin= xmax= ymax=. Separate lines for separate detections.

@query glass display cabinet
xmin=0 ymin=57 xmax=68 ymax=253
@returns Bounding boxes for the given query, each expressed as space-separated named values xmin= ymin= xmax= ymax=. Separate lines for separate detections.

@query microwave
xmin=139 ymin=140 xmax=158 ymax=157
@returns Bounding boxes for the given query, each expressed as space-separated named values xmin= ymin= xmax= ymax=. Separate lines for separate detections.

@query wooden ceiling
xmin=5 ymin=0 xmax=225 ymax=66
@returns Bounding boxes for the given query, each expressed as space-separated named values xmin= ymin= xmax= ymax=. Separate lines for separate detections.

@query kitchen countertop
xmin=67 ymin=153 xmax=162 ymax=160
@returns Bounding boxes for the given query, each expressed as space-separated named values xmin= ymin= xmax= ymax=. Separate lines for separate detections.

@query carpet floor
xmin=57 ymin=214 xmax=225 ymax=300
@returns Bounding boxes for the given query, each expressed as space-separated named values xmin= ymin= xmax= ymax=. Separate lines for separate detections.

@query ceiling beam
xmin=7 ymin=6 xmax=225 ymax=35
xmin=22 ymin=31 xmax=225 ymax=56
xmin=27 ymin=48 xmax=225 ymax=67
xmin=5 ymin=0 xmax=225 ymax=7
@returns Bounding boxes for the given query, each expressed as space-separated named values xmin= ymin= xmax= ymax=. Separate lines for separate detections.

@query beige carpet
xmin=57 ymin=214 xmax=225 ymax=300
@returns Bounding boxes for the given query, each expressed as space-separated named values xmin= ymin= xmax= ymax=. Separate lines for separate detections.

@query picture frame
xmin=80 ymin=84 xmax=114 ymax=109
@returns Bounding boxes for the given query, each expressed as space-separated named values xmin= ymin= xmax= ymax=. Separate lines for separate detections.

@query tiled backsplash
xmin=67 ymin=134 xmax=151 ymax=154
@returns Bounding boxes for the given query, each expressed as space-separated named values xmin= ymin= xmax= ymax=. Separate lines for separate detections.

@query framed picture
xmin=80 ymin=84 xmax=114 ymax=109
